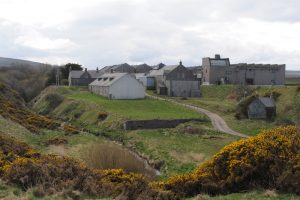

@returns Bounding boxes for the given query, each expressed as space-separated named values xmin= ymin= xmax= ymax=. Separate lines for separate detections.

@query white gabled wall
xmin=109 ymin=74 xmax=145 ymax=99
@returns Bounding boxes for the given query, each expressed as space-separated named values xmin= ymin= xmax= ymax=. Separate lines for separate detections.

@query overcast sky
xmin=0 ymin=0 xmax=300 ymax=70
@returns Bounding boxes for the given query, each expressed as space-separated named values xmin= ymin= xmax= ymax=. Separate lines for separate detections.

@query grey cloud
xmin=0 ymin=0 xmax=300 ymax=70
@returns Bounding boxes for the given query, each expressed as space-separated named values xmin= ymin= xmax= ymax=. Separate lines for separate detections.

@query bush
xmin=97 ymin=112 xmax=108 ymax=121
xmin=0 ymin=133 xmax=175 ymax=199
xmin=235 ymin=95 xmax=257 ymax=119
xmin=0 ymin=84 xmax=60 ymax=133
xmin=45 ymin=93 xmax=64 ymax=109
xmin=155 ymin=126 xmax=300 ymax=197
xmin=44 ymin=138 xmax=68 ymax=146
xmin=263 ymin=91 xmax=281 ymax=101
xmin=232 ymin=85 xmax=255 ymax=101
xmin=63 ymin=124 xmax=80 ymax=135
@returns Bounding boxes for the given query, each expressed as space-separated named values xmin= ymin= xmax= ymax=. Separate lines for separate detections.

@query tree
xmin=61 ymin=63 xmax=82 ymax=80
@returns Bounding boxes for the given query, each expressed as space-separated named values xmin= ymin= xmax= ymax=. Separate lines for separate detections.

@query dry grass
xmin=79 ymin=143 xmax=157 ymax=179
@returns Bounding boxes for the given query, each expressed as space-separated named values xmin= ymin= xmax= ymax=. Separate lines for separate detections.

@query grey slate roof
xmin=99 ymin=63 xmax=135 ymax=74
xmin=258 ymin=97 xmax=276 ymax=107
xmin=148 ymin=65 xmax=178 ymax=76
xmin=89 ymin=73 xmax=128 ymax=87
xmin=69 ymin=70 xmax=100 ymax=79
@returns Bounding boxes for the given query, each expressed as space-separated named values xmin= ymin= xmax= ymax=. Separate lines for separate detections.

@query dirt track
xmin=146 ymin=94 xmax=248 ymax=138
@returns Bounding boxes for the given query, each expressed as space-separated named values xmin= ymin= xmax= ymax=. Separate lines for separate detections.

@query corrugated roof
xmin=89 ymin=73 xmax=128 ymax=87
xmin=258 ymin=97 xmax=276 ymax=107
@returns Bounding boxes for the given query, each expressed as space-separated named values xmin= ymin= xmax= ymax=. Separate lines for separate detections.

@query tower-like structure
xmin=202 ymin=54 xmax=230 ymax=85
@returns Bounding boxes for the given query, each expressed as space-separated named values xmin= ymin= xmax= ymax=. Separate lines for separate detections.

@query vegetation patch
xmin=154 ymin=126 xmax=300 ymax=198
xmin=63 ymin=124 xmax=80 ymax=135
xmin=97 ymin=111 xmax=108 ymax=121
xmin=0 ymin=83 xmax=60 ymax=133
xmin=0 ymin=133 xmax=176 ymax=199
xmin=44 ymin=138 xmax=68 ymax=146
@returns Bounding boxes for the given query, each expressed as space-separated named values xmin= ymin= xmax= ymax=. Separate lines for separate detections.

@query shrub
xmin=44 ymin=138 xmax=68 ymax=146
xmin=235 ymin=95 xmax=257 ymax=119
xmin=44 ymin=93 xmax=64 ymax=109
xmin=263 ymin=91 xmax=281 ymax=101
xmin=97 ymin=112 xmax=108 ymax=121
xmin=232 ymin=85 xmax=255 ymax=101
xmin=0 ymin=84 xmax=60 ymax=133
xmin=0 ymin=133 xmax=175 ymax=199
xmin=155 ymin=126 xmax=300 ymax=197
xmin=63 ymin=124 xmax=80 ymax=135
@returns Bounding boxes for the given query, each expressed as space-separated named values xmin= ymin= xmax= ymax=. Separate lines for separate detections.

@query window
xmin=109 ymin=77 xmax=114 ymax=81
xmin=103 ymin=77 xmax=108 ymax=81
xmin=98 ymin=78 xmax=102 ymax=81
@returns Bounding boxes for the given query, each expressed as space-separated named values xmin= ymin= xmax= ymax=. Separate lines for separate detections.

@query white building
xmin=89 ymin=73 xmax=145 ymax=99
xmin=134 ymin=73 xmax=148 ymax=87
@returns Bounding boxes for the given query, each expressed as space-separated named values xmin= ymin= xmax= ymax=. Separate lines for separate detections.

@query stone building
xmin=88 ymin=73 xmax=145 ymax=99
xmin=202 ymin=54 xmax=285 ymax=85
xmin=148 ymin=61 xmax=201 ymax=97
xmin=247 ymin=97 xmax=276 ymax=120
xmin=68 ymin=68 xmax=100 ymax=86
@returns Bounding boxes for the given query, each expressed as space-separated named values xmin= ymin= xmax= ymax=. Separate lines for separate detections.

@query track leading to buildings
xmin=146 ymin=94 xmax=248 ymax=138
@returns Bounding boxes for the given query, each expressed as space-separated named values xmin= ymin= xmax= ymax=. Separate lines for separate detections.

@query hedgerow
xmin=154 ymin=126 xmax=300 ymax=198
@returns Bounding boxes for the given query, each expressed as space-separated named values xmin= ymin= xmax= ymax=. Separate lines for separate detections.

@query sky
xmin=0 ymin=0 xmax=300 ymax=70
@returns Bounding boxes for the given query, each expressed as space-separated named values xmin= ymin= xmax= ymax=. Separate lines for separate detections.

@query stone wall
xmin=123 ymin=119 xmax=205 ymax=130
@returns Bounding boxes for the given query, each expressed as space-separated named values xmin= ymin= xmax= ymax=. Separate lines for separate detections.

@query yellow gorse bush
xmin=0 ymin=133 xmax=177 ymax=199
xmin=155 ymin=126 xmax=300 ymax=197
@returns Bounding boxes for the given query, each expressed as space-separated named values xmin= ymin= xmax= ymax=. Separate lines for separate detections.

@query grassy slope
xmin=189 ymin=191 xmax=299 ymax=200
xmin=68 ymin=90 xmax=203 ymax=120
xmin=0 ymin=85 xmax=298 ymax=199
xmin=172 ymin=85 xmax=300 ymax=136
xmin=32 ymin=86 xmax=238 ymax=177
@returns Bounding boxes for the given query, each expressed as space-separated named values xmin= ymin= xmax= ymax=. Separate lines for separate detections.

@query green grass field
xmin=31 ymin=86 xmax=239 ymax=177
xmin=68 ymin=91 xmax=203 ymax=120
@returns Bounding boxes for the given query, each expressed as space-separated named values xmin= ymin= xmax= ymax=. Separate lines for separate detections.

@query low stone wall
xmin=124 ymin=119 xmax=204 ymax=130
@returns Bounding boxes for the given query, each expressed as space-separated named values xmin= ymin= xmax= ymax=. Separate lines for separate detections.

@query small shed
xmin=89 ymin=73 xmax=145 ymax=99
xmin=247 ymin=97 xmax=276 ymax=120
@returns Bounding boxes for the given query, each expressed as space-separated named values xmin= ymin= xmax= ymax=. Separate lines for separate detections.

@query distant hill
xmin=286 ymin=70 xmax=300 ymax=78
xmin=0 ymin=57 xmax=49 ymax=68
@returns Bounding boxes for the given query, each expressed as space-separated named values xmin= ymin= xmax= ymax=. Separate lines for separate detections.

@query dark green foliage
xmin=263 ymin=91 xmax=281 ymax=101
xmin=235 ymin=95 xmax=257 ymax=119
xmin=45 ymin=93 xmax=64 ymax=110
xmin=61 ymin=63 xmax=82 ymax=80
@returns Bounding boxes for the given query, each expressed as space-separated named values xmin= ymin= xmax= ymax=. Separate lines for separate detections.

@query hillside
xmin=32 ymin=86 xmax=240 ymax=177
xmin=0 ymin=83 xmax=299 ymax=199
xmin=0 ymin=57 xmax=48 ymax=68
xmin=167 ymin=85 xmax=300 ymax=136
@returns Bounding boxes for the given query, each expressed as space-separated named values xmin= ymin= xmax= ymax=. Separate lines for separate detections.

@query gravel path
xmin=146 ymin=94 xmax=248 ymax=138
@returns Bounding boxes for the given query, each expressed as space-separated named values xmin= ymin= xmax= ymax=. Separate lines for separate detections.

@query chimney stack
xmin=96 ymin=67 xmax=99 ymax=72
xmin=85 ymin=68 xmax=87 ymax=72
xmin=215 ymin=54 xmax=221 ymax=59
